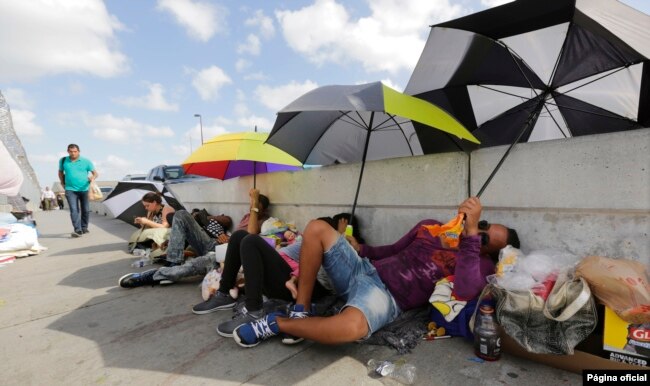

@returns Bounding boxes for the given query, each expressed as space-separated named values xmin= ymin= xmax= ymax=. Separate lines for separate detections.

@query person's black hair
xmin=315 ymin=216 xmax=337 ymax=229
xmin=332 ymin=212 xmax=365 ymax=244
xmin=142 ymin=192 xmax=162 ymax=204
xmin=67 ymin=144 xmax=79 ymax=151
xmin=507 ymin=228 xmax=520 ymax=249
xmin=166 ymin=212 xmax=175 ymax=226
xmin=258 ymin=194 xmax=270 ymax=210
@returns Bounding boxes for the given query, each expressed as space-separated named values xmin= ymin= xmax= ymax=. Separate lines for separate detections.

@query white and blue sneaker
xmin=281 ymin=304 xmax=310 ymax=345
xmin=233 ymin=311 xmax=285 ymax=348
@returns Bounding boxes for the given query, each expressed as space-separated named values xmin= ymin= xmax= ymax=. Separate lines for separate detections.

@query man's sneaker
xmin=233 ymin=311 xmax=284 ymax=348
xmin=71 ymin=232 xmax=82 ymax=238
xmin=281 ymin=304 xmax=310 ymax=345
xmin=82 ymin=229 xmax=89 ymax=234
xmin=216 ymin=306 xmax=265 ymax=337
xmin=118 ymin=269 xmax=158 ymax=288
xmin=192 ymin=291 xmax=236 ymax=315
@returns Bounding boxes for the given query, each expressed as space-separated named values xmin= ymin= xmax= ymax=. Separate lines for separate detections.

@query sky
xmin=1 ymin=0 xmax=648 ymax=187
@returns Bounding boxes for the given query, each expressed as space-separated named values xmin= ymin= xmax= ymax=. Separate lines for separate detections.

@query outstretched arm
xmin=358 ymin=219 xmax=441 ymax=260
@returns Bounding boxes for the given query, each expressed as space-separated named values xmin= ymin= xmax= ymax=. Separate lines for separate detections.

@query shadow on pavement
xmin=44 ymin=282 xmax=368 ymax=384
xmin=48 ymin=242 xmax=127 ymax=257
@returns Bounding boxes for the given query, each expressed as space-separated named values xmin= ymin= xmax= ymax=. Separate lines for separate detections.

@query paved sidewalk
xmin=0 ymin=210 xmax=581 ymax=385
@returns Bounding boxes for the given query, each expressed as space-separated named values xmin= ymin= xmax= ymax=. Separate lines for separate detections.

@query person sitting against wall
xmin=231 ymin=197 xmax=520 ymax=347
xmin=119 ymin=189 xmax=270 ymax=288
xmin=127 ymin=192 xmax=176 ymax=257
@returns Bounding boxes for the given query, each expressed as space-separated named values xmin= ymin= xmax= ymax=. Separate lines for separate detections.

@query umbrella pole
xmin=476 ymin=97 xmax=545 ymax=197
xmin=253 ymin=125 xmax=258 ymax=188
xmin=351 ymin=113 xmax=374 ymax=219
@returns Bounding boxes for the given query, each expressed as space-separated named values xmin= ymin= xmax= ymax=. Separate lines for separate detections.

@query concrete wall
xmin=169 ymin=128 xmax=650 ymax=265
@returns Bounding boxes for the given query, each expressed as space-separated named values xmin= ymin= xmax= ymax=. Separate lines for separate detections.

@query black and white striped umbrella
xmin=102 ymin=181 xmax=184 ymax=227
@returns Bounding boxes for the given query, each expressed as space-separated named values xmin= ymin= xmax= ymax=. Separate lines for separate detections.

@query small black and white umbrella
xmin=102 ymin=181 xmax=184 ymax=227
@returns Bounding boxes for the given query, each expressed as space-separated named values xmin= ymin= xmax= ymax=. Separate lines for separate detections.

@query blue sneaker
xmin=233 ymin=311 xmax=284 ymax=348
xmin=118 ymin=269 xmax=158 ymax=288
xmin=281 ymin=304 xmax=310 ymax=345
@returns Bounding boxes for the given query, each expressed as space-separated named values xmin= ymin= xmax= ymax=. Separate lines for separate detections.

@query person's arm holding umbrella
xmin=247 ymin=188 xmax=262 ymax=234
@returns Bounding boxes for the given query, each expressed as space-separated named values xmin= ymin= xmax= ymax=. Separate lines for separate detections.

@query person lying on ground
xmin=191 ymin=208 xmax=233 ymax=242
xmin=231 ymin=197 xmax=520 ymax=347
xmin=118 ymin=189 xmax=269 ymax=288
xmin=192 ymin=215 xmax=356 ymax=343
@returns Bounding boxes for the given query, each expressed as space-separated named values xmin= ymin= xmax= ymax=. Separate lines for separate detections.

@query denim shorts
xmin=323 ymin=236 xmax=401 ymax=338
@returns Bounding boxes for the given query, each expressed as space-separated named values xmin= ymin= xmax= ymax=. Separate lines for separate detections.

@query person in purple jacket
xmin=232 ymin=197 xmax=520 ymax=347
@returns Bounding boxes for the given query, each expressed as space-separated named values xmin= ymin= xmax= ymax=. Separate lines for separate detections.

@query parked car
xmin=122 ymin=174 xmax=147 ymax=181
xmin=146 ymin=165 xmax=207 ymax=183
xmin=99 ymin=186 xmax=113 ymax=196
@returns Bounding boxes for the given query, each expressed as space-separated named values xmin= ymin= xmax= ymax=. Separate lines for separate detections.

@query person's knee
xmin=239 ymin=234 xmax=261 ymax=257
xmin=230 ymin=229 xmax=249 ymax=243
xmin=343 ymin=308 xmax=370 ymax=340
xmin=303 ymin=219 xmax=337 ymax=243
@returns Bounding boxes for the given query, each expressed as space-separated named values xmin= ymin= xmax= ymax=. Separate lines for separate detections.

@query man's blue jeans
xmin=65 ymin=190 xmax=90 ymax=233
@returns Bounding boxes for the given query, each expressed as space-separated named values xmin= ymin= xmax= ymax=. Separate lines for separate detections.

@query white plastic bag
xmin=201 ymin=268 xmax=222 ymax=301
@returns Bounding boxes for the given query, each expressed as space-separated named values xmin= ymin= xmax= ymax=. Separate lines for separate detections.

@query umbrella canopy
xmin=266 ymin=81 xmax=479 ymax=216
xmin=102 ymin=181 xmax=184 ymax=227
xmin=182 ymin=132 xmax=302 ymax=183
xmin=405 ymin=0 xmax=649 ymax=154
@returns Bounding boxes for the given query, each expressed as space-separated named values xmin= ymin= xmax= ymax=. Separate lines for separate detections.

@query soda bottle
xmin=474 ymin=304 xmax=501 ymax=361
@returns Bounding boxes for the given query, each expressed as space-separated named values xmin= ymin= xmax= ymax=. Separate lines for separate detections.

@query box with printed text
xmin=603 ymin=307 xmax=649 ymax=367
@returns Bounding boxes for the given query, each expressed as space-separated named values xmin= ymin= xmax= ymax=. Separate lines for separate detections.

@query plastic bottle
xmin=473 ymin=305 xmax=501 ymax=361
xmin=367 ymin=359 xmax=417 ymax=385
xmin=131 ymin=248 xmax=152 ymax=267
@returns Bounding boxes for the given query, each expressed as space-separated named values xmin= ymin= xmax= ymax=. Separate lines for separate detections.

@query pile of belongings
xmin=0 ymin=212 xmax=46 ymax=266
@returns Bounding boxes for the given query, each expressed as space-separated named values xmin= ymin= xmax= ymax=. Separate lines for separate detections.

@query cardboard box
xmin=499 ymin=304 xmax=647 ymax=373
xmin=602 ymin=307 xmax=649 ymax=367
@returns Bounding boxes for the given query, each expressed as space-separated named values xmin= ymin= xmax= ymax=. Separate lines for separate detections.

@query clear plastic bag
xmin=201 ymin=268 xmax=222 ymax=301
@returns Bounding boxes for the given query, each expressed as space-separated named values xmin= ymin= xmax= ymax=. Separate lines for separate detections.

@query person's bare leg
xmin=277 ymin=307 xmax=369 ymax=344
xmin=285 ymin=276 xmax=298 ymax=299
xmin=296 ymin=219 xmax=340 ymax=311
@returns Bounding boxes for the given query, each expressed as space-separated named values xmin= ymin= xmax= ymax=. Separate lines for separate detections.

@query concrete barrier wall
xmin=168 ymin=128 xmax=650 ymax=265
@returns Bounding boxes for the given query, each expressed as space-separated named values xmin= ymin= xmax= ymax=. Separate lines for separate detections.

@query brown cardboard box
xmin=499 ymin=304 xmax=647 ymax=373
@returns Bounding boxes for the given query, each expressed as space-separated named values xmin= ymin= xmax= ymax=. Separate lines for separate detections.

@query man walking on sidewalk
xmin=58 ymin=144 xmax=98 ymax=238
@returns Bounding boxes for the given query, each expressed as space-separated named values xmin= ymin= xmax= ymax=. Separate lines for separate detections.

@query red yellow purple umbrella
xmin=182 ymin=131 xmax=302 ymax=187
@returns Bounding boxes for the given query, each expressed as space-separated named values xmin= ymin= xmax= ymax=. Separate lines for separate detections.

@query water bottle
xmin=367 ymin=359 xmax=417 ymax=385
xmin=473 ymin=305 xmax=501 ymax=361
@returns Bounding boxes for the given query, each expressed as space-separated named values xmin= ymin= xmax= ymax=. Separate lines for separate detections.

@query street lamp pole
xmin=194 ymin=114 xmax=204 ymax=144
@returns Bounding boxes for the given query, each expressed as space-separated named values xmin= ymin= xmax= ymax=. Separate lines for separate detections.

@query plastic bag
xmin=487 ymin=248 xmax=580 ymax=299
xmin=576 ymin=256 xmax=650 ymax=324
xmin=89 ymin=181 xmax=103 ymax=201
xmin=423 ymin=213 xmax=464 ymax=248
xmin=260 ymin=217 xmax=287 ymax=235
xmin=201 ymin=268 xmax=222 ymax=301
